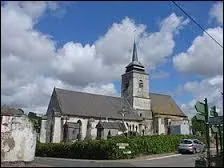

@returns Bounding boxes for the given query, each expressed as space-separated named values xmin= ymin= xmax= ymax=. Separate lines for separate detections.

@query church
xmin=40 ymin=41 xmax=190 ymax=143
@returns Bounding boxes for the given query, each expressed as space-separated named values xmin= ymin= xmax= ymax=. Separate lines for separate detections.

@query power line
xmin=171 ymin=1 xmax=223 ymax=49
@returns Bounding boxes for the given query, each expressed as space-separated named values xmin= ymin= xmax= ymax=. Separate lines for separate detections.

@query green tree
xmin=191 ymin=115 xmax=206 ymax=136
xmin=28 ymin=112 xmax=41 ymax=133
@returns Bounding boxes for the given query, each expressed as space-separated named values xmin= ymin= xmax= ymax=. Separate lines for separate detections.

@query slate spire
xmin=132 ymin=40 xmax=138 ymax=62
xmin=125 ymin=40 xmax=145 ymax=73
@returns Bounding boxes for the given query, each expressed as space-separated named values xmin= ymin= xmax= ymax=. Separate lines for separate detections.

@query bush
xmin=36 ymin=134 xmax=204 ymax=160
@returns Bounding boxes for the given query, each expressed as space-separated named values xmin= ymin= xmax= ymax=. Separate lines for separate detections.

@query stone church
xmin=40 ymin=41 xmax=189 ymax=143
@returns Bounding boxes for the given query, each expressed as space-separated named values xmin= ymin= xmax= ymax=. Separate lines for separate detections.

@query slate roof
xmin=54 ymin=88 xmax=141 ymax=121
xmin=53 ymin=88 xmax=187 ymax=120
xmin=1 ymin=107 xmax=24 ymax=116
xmin=96 ymin=121 xmax=127 ymax=131
xmin=149 ymin=93 xmax=187 ymax=117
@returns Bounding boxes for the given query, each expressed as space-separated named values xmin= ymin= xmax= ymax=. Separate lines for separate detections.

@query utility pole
xmin=219 ymin=91 xmax=223 ymax=152
xmin=218 ymin=124 xmax=223 ymax=152
xmin=215 ymin=131 xmax=219 ymax=155
xmin=204 ymin=98 xmax=210 ymax=167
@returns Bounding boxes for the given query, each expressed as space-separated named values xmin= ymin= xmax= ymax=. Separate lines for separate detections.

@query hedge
xmin=36 ymin=134 xmax=205 ymax=160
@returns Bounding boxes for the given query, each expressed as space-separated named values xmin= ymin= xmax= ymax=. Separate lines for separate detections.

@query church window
xmin=167 ymin=127 xmax=171 ymax=135
xmin=77 ymin=120 xmax=82 ymax=140
xmin=139 ymin=80 xmax=143 ymax=88
xmin=107 ymin=130 xmax=112 ymax=139
xmin=97 ymin=129 xmax=103 ymax=139
xmin=63 ymin=123 xmax=68 ymax=142
xmin=140 ymin=113 xmax=142 ymax=117
xmin=125 ymin=82 xmax=129 ymax=89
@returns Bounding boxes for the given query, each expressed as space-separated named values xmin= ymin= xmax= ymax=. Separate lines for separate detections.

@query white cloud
xmin=177 ymin=75 xmax=223 ymax=118
xmin=209 ymin=2 xmax=223 ymax=25
xmin=173 ymin=27 xmax=223 ymax=77
xmin=160 ymin=13 xmax=190 ymax=34
xmin=82 ymin=83 xmax=118 ymax=96
xmin=1 ymin=1 xmax=189 ymax=114
xmin=95 ymin=13 xmax=189 ymax=71
xmin=95 ymin=17 xmax=146 ymax=66
xmin=172 ymin=3 xmax=223 ymax=119
xmin=180 ymin=100 xmax=197 ymax=119
xmin=52 ymin=13 xmax=189 ymax=86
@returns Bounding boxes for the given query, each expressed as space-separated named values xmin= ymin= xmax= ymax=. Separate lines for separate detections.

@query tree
xmin=28 ymin=112 xmax=41 ymax=133
xmin=191 ymin=115 xmax=206 ymax=136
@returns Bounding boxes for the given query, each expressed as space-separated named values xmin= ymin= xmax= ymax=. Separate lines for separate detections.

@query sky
xmin=1 ymin=1 xmax=223 ymax=118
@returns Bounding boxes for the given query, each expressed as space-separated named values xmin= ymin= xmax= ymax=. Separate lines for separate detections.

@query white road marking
xmin=146 ymin=154 xmax=181 ymax=161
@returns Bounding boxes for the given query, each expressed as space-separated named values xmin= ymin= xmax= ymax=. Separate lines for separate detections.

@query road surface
xmin=34 ymin=153 xmax=199 ymax=167
xmin=34 ymin=148 xmax=219 ymax=167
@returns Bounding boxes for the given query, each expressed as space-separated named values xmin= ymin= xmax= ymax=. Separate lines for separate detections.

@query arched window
xmin=125 ymin=82 xmax=129 ymax=89
xmin=77 ymin=120 xmax=82 ymax=140
xmin=107 ymin=130 xmax=112 ymax=139
xmin=139 ymin=80 xmax=143 ymax=88
xmin=63 ymin=123 xmax=68 ymax=142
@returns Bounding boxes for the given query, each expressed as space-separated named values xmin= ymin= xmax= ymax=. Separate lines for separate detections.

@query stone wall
xmin=42 ymin=115 xmax=143 ymax=143
xmin=39 ymin=117 xmax=47 ymax=143
xmin=67 ymin=117 xmax=141 ymax=140
xmin=1 ymin=115 xmax=36 ymax=162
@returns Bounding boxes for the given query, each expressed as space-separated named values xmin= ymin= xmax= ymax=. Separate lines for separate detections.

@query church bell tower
xmin=121 ymin=41 xmax=152 ymax=120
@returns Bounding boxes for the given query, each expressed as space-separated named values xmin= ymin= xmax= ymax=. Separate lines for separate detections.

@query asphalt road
xmin=34 ymin=157 xmax=135 ymax=167
xmin=34 ymin=148 xmax=219 ymax=167
xmin=34 ymin=154 xmax=199 ymax=167
xmin=130 ymin=154 xmax=198 ymax=167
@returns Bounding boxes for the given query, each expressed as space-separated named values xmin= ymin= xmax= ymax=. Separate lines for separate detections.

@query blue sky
xmin=1 ymin=1 xmax=223 ymax=117
xmin=37 ymin=1 xmax=215 ymax=47
xmin=35 ymin=1 xmax=219 ymax=104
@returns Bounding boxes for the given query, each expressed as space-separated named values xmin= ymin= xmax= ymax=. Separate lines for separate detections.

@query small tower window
xmin=125 ymin=82 xmax=129 ymax=89
xmin=139 ymin=80 xmax=143 ymax=88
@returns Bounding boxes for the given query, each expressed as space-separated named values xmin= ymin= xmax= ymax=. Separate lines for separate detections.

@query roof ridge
xmin=149 ymin=92 xmax=171 ymax=97
xmin=55 ymin=87 xmax=121 ymax=99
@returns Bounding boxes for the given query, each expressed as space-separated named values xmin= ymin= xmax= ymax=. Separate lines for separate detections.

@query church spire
xmin=132 ymin=40 xmax=138 ymax=62
xmin=125 ymin=40 xmax=145 ymax=73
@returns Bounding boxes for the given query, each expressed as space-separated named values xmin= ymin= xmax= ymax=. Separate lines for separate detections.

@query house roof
xmin=1 ymin=107 xmax=24 ymax=116
xmin=54 ymin=88 xmax=141 ymax=121
xmin=149 ymin=93 xmax=187 ymax=117
xmin=96 ymin=121 xmax=127 ymax=131
xmin=53 ymin=88 xmax=187 ymax=120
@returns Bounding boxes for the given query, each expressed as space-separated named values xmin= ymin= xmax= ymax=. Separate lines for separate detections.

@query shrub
xmin=36 ymin=134 xmax=204 ymax=160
